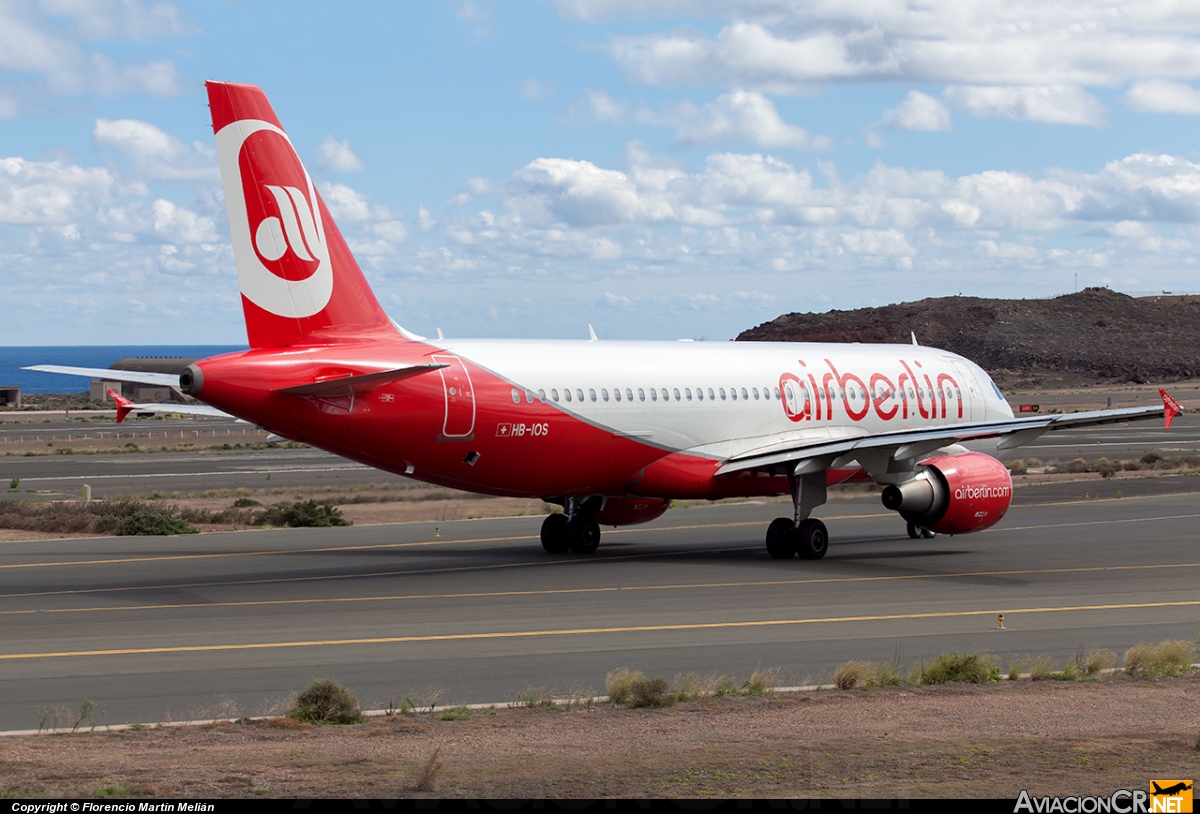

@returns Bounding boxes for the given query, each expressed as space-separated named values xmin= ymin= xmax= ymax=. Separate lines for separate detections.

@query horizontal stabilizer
xmin=24 ymin=364 xmax=180 ymax=387
xmin=107 ymin=389 xmax=234 ymax=422
xmin=276 ymin=363 xmax=447 ymax=397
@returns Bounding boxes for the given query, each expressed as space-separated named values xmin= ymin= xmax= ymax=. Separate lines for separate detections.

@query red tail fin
xmin=207 ymin=81 xmax=396 ymax=349
xmin=1159 ymin=388 xmax=1181 ymax=429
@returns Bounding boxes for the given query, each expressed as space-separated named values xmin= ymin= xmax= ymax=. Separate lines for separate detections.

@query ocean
xmin=0 ymin=346 xmax=247 ymax=393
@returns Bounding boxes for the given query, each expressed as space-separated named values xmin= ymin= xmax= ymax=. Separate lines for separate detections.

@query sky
xmin=5 ymin=1 xmax=1200 ymax=345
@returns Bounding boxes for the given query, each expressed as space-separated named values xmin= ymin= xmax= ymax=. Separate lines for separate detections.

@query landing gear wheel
xmin=920 ymin=527 xmax=937 ymax=539
xmin=540 ymin=513 xmax=570 ymax=553
xmin=568 ymin=518 xmax=601 ymax=554
xmin=906 ymin=521 xmax=920 ymax=539
xmin=766 ymin=517 xmax=796 ymax=559
xmin=795 ymin=518 xmax=829 ymax=560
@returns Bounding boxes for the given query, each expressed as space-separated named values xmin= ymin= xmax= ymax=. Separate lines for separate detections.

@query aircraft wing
xmin=717 ymin=401 xmax=1169 ymax=477
xmin=23 ymin=364 xmax=182 ymax=387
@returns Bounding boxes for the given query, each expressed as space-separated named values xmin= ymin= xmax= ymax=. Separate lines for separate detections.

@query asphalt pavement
xmin=0 ymin=492 xmax=1196 ymax=731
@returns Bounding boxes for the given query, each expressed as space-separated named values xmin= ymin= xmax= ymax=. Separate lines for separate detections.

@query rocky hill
xmin=737 ymin=288 xmax=1200 ymax=387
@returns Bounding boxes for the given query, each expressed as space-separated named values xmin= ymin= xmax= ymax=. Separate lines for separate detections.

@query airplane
xmin=28 ymin=81 xmax=1179 ymax=559
xmin=1152 ymin=782 xmax=1193 ymax=796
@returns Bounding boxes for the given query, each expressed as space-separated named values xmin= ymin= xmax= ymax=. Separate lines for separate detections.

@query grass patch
xmin=834 ymin=661 xmax=873 ymax=690
xmin=1124 ymin=641 xmax=1195 ymax=678
xmin=287 ymin=679 xmax=362 ymax=725
xmin=0 ymin=497 xmax=351 ymax=534
xmin=921 ymin=651 xmax=1000 ymax=685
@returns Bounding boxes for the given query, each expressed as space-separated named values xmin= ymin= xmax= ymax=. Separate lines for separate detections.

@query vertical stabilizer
xmin=207 ymin=81 xmax=396 ymax=348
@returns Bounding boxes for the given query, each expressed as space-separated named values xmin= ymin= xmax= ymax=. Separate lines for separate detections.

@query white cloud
xmin=1125 ymin=80 xmax=1200 ymax=114
xmin=644 ymin=90 xmax=830 ymax=150
xmin=319 ymin=182 xmax=390 ymax=222
xmin=94 ymin=118 xmax=216 ymax=181
xmin=943 ymin=85 xmax=1106 ymax=126
xmin=316 ymin=136 xmax=366 ymax=173
xmin=38 ymin=0 xmax=190 ymax=40
xmin=584 ymin=4 xmax=1200 ymax=127
xmin=416 ymin=205 xmax=436 ymax=232
xmin=879 ymin=91 xmax=951 ymax=131
xmin=0 ymin=156 xmax=116 ymax=223
xmin=151 ymin=199 xmax=216 ymax=243
xmin=585 ymin=89 xmax=626 ymax=122
xmin=0 ymin=0 xmax=186 ymax=101
xmin=521 ymin=79 xmax=554 ymax=101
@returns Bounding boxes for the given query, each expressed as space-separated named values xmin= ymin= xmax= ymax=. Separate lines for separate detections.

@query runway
xmin=3 ymin=415 xmax=1195 ymax=502
xmin=0 ymin=492 xmax=1196 ymax=731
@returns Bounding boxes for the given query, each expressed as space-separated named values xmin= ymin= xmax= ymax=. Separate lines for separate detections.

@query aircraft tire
xmin=765 ymin=517 xmax=796 ymax=559
xmin=568 ymin=518 xmax=601 ymax=555
xmin=795 ymin=519 xmax=829 ymax=560
xmin=920 ymin=527 xmax=937 ymax=539
xmin=906 ymin=521 xmax=921 ymax=539
xmin=540 ymin=513 xmax=570 ymax=553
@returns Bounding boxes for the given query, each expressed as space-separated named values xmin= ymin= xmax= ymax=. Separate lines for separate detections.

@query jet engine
xmin=880 ymin=452 xmax=1012 ymax=535
xmin=593 ymin=497 xmax=671 ymax=527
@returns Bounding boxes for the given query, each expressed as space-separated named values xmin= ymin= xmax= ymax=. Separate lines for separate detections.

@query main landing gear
xmin=766 ymin=471 xmax=830 ymax=560
xmin=541 ymin=496 xmax=601 ymax=555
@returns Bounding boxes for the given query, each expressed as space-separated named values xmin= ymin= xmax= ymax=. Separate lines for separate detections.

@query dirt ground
xmin=1 ymin=675 xmax=1197 ymax=799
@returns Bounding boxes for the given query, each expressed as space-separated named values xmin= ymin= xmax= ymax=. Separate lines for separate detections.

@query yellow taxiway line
xmin=3 ymin=599 xmax=1199 ymax=661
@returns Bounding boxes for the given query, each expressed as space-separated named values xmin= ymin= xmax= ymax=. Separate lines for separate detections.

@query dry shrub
xmin=921 ymin=651 xmax=999 ymax=685
xmin=1028 ymin=655 xmax=1054 ymax=681
xmin=1124 ymin=641 xmax=1195 ymax=678
xmin=605 ymin=667 xmax=643 ymax=705
xmin=744 ymin=668 xmax=778 ymax=696
xmin=1081 ymin=649 xmax=1115 ymax=676
xmin=834 ymin=661 xmax=873 ymax=690
xmin=288 ymin=679 xmax=361 ymax=724
xmin=415 ymin=747 xmax=441 ymax=792
xmin=871 ymin=663 xmax=908 ymax=687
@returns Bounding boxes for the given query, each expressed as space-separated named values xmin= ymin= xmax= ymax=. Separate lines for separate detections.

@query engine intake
xmin=881 ymin=452 xmax=1012 ymax=535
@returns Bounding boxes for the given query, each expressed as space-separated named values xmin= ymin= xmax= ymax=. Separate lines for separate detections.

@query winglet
xmin=911 ymin=331 xmax=918 ymax=346
xmin=588 ymin=324 xmax=598 ymax=342
xmin=107 ymin=389 xmax=135 ymax=424
xmin=1159 ymin=388 xmax=1182 ymax=429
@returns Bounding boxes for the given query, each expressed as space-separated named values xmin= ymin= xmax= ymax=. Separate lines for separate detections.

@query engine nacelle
xmin=880 ymin=452 xmax=1012 ymax=535
xmin=593 ymin=497 xmax=671 ymax=527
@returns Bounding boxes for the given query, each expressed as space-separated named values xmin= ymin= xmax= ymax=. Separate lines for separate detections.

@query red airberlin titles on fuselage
xmin=779 ymin=358 xmax=963 ymax=423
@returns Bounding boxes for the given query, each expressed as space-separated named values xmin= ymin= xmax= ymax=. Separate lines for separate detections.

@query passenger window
xmin=511 ymin=388 xmax=521 ymax=404
xmin=525 ymin=389 xmax=534 ymax=403
xmin=741 ymin=387 xmax=748 ymax=400
xmin=602 ymin=388 xmax=609 ymax=401
xmin=661 ymin=388 xmax=669 ymax=401
xmin=551 ymin=389 xmax=559 ymax=402
xmin=638 ymin=388 xmax=646 ymax=402
xmin=538 ymin=389 xmax=545 ymax=401
xmin=673 ymin=388 xmax=681 ymax=401
xmin=773 ymin=387 xmax=780 ymax=400
xmin=625 ymin=388 xmax=633 ymax=401
xmin=719 ymin=388 xmax=726 ymax=401
xmin=564 ymin=389 xmax=572 ymax=402
xmin=697 ymin=388 xmax=704 ymax=401
xmin=685 ymin=388 xmax=692 ymax=401
xmin=650 ymin=388 xmax=658 ymax=402
xmin=614 ymin=388 xmax=622 ymax=402
xmin=752 ymin=387 xmax=759 ymax=400
xmin=589 ymin=389 xmax=597 ymax=402
xmin=730 ymin=387 xmax=737 ymax=401
xmin=576 ymin=388 xmax=584 ymax=402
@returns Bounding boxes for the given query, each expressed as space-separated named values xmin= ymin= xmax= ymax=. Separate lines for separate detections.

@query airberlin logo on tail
xmin=214 ymin=119 xmax=333 ymax=318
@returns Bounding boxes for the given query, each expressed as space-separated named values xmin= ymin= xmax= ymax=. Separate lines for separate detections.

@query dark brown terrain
xmin=738 ymin=288 xmax=1200 ymax=387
